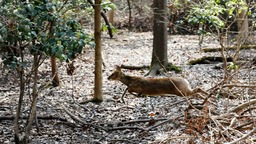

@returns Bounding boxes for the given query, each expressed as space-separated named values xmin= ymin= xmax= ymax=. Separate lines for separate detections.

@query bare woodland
xmin=0 ymin=0 xmax=256 ymax=143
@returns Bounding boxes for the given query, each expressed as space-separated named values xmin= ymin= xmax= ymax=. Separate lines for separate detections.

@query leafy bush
xmin=0 ymin=0 xmax=94 ymax=65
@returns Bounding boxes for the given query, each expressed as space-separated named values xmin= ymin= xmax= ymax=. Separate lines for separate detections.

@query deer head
xmin=108 ymin=65 xmax=123 ymax=80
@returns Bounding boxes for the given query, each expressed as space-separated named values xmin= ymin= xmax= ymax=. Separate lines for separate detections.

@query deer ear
xmin=115 ymin=65 xmax=121 ymax=71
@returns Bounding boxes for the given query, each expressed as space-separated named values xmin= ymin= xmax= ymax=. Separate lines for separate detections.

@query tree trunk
xmin=149 ymin=0 xmax=168 ymax=76
xmin=127 ymin=0 xmax=132 ymax=30
xmin=51 ymin=56 xmax=60 ymax=86
xmin=109 ymin=0 xmax=114 ymax=24
xmin=23 ymin=55 xmax=40 ymax=144
xmin=94 ymin=0 xmax=103 ymax=102
xmin=14 ymin=52 xmax=25 ymax=144
xmin=235 ymin=1 xmax=249 ymax=61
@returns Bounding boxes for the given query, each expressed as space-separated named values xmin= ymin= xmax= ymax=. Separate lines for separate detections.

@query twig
xmin=222 ymin=84 xmax=256 ymax=88
xmin=169 ymin=98 xmax=192 ymax=107
xmin=201 ymin=45 xmax=256 ymax=52
xmin=107 ymin=118 xmax=173 ymax=131
xmin=202 ymin=79 xmax=226 ymax=104
xmin=79 ymin=97 xmax=103 ymax=104
xmin=108 ymin=126 xmax=145 ymax=131
xmin=0 ymin=115 xmax=68 ymax=122
xmin=116 ymin=118 xmax=167 ymax=125
xmin=224 ymin=128 xmax=256 ymax=144
xmin=61 ymin=105 xmax=108 ymax=131
xmin=145 ymin=117 xmax=175 ymax=131
xmin=57 ymin=0 xmax=69 ymax=12
xmin=229 ymin=99 xmax=256 ymax=113
xmin=55 ymin=121 xmax=77 ymax=128
xmin=234 ymin=120 xmax=254 ymax=130
xmin=87 ymin=0 xmax=113 ymax=38
xmin=240 ymin=107 xmax=256 ymax=115
xmin=111 ymin=105 xmax=135 ymax=111
xmin=165 ymin=135 xmax=196 ymax=141
xmin=201 ymin=70 xmax=244 ymax=105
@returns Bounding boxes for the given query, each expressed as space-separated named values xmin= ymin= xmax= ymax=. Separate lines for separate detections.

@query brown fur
xmin=108 ymin=66 xmax=207 ymax=97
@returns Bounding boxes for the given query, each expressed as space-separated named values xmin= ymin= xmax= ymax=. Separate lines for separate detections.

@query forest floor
xmin=0 ymin=30 xmax=256 ymax=143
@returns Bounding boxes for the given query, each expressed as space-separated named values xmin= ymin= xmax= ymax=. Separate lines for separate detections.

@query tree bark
xmin=127 ymin=0 xmax=132 ymax=30
xmin=87 ymin=0 xmax=113 ymax=38
xmin=94 ymin=0 xmax=103 ymax=102
xmin=149 ymin=0 xmax=168 ymax=76
xmin=51 ymin=56 xmax=60 ymax=86
xmin=235 ymin=0 xmax=249 ymax=61
xmin=23 ymin=55 xmax=40 ymax=144
xmin=14 ymin=52 xmax=25 ymax=144
xmin=109 ymin=0 xmax=114 ymax=24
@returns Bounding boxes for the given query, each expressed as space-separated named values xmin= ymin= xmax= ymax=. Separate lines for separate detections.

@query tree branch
xmin=87 ymin=0 xmax=113 ymax=38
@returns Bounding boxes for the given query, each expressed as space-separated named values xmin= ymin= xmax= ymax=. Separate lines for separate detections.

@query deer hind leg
xmin=191 ymin=88 xmax=216 ymax=105
xmin=192 ymin=88 xmax=208 ymax=96
xmin=190 ymin=88 xmax=208 ymax=99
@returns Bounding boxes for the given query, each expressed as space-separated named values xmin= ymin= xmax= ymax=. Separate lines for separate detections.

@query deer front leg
xmin=121 ymin=87 xmax=128 ymax=103
xmin=121 ymin=87 xmax=139 ymax=103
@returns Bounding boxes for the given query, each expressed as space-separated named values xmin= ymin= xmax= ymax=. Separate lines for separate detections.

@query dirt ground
xmin=0 ymin=31 xmax=255 ymax=143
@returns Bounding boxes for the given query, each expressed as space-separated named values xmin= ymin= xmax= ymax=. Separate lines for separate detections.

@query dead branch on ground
xmin=223 ymin=84 xmax=256 ymax=88
xmin=201 ymin=45 xmax=256 ymax=52
xmin=229 ymin=99 xmax=256 ymax=113
xmin=61 ymin=105 xmax=108 ymax=131
xmin=120 ymin=64 xmax=149 ymax=70
xmin=0 ymin=115 xmax=68 ymax=121
xmin=225 ymin=128 xmax=256 ymax=144
xmin=62 ymin=104 xmax=179 ymax=132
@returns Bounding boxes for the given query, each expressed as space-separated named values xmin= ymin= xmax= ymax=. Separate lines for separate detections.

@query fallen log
xmin=201 ymin=45 xmax=256 ymax=52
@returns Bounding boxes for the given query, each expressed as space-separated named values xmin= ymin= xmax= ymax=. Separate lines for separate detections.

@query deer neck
xmin=119 ymin=73 xmax=133 ymax=86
